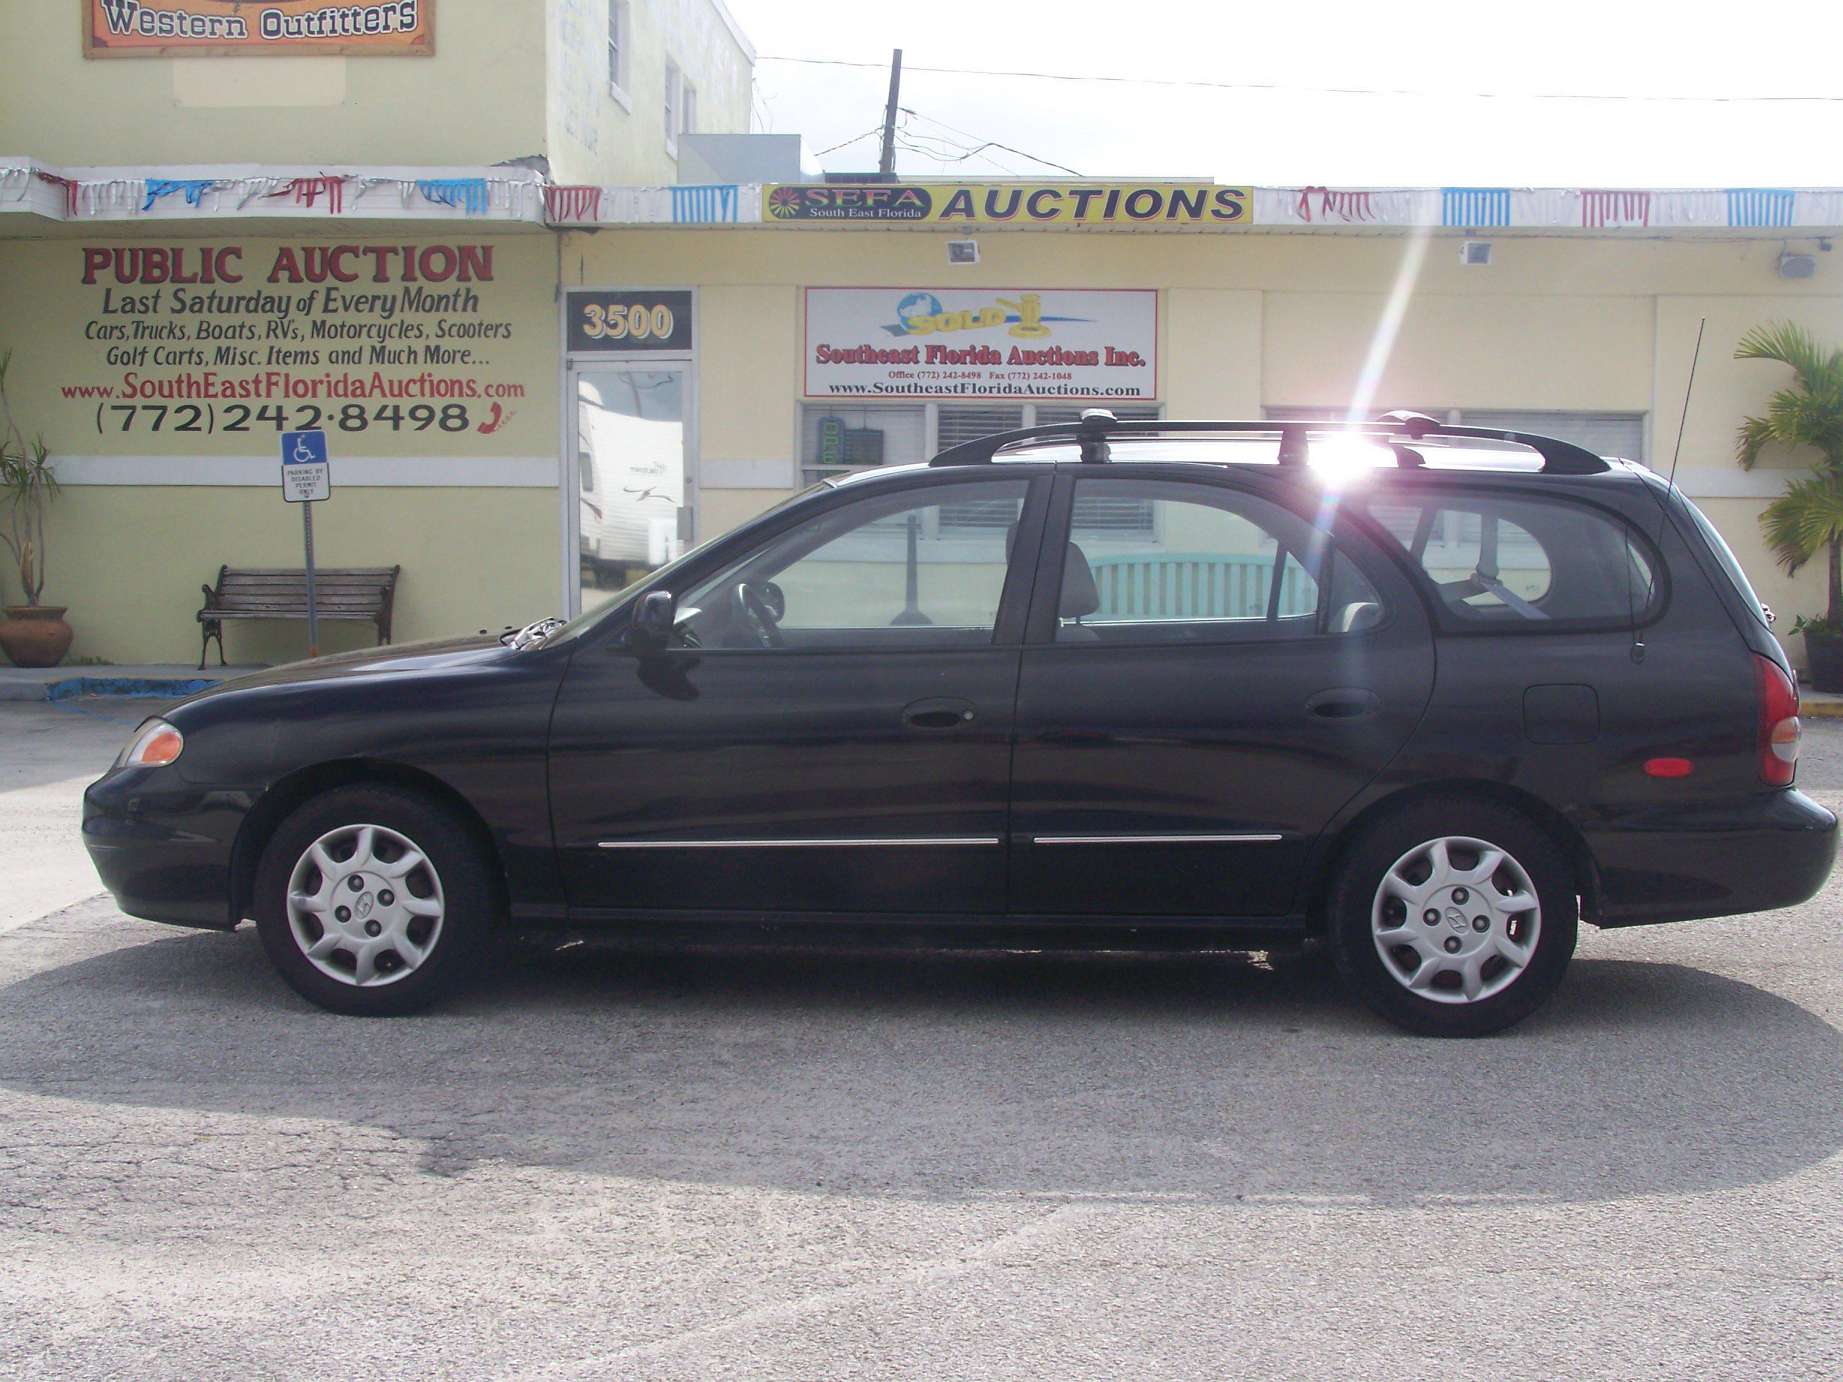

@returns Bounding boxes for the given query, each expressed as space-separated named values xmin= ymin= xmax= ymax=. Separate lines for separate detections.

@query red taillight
xmin=1755 ymin=655 xmax=1800 ymax=786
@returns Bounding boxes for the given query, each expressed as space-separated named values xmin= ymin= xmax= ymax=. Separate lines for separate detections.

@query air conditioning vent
xmin=1461 ymin=240 xmax=1494 ymax=266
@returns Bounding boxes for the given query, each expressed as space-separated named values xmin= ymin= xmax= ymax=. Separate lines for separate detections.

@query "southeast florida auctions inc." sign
xmin=85 ymin=0 xmax=434 ymax=58
xmin=804 ymin=288 xmax=1158 ymax=401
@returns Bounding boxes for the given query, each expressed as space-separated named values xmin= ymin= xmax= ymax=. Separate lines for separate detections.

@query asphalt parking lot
xmin=1 ymin=699 xmax=1839 ymax=1378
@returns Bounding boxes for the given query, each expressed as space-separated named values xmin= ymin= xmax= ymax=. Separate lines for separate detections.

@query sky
xmin=727 ymin=0 xmax=1843 ymax=187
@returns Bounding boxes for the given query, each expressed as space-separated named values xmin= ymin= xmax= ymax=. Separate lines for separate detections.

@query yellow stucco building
xmin=2 ymin=5 xmax=1841 ymax=668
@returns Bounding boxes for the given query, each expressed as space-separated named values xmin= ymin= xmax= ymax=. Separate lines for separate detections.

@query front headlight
xmin=116 ymin=718 xmax=185 ymax=769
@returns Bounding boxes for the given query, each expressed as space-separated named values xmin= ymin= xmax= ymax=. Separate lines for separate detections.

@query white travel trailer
xmin=577 ymin=375 xmax=686 ymax=593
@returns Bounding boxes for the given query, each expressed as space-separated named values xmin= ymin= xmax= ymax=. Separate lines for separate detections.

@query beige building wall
xmin=38 ymin=487 xmax=558 ymax=667
xmin=0 ymin=231 xmax=561 ymax=664
xmin=0 ymin=3 xmax=550 ymax=169
xmin=567 ymin=228 xmax=1843 ymax=659
xmin=5 ymin=220 xmax=1841 ymax=665
xmin=1262 ymin=294 xmax=1654 ymax=411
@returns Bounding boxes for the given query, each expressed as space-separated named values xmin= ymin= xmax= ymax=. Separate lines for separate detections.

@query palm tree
xmin=1736 ymin=323 xmax=1843 ymax=627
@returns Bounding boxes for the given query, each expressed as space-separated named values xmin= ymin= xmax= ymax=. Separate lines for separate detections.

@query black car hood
xmin=180 ymin=633 xmax=520 ymax=701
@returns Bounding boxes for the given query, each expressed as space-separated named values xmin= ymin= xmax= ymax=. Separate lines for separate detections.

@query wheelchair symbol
xmin=291 ymin=437 xmax=318 ymax=463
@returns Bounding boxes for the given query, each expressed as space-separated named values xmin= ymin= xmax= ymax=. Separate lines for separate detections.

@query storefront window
xmin=799 ymin=403 xmax=1162 ymax=486
xmin=801 ymin=405 xmax=927 ymax=484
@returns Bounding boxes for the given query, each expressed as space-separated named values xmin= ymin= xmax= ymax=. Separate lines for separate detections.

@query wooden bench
xmin=197 ymin=565 xmax=400 ymax=668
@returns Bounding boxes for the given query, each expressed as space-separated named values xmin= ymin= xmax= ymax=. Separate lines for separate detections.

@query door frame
xmin=559 ymin=286 xmax=700 ymax=617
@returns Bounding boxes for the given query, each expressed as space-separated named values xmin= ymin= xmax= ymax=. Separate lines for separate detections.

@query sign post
xmin=280 ymin=431 xmax=332 ymax=658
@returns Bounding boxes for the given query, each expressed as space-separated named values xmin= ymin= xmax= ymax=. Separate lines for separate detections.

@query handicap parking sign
xmin=281 ymin=430 xmax=331 ymax=503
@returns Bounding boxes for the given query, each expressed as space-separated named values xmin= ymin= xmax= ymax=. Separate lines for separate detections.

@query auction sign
xmin=804 ymin=288 xmax=1158 ymax=401
xmin=767 ymin=183 xmax=1250 ymax=228
xmin=86 ymin=0 xmax=434 ymax=58
xmin=49 ymin=238 xmax=540 ymax=452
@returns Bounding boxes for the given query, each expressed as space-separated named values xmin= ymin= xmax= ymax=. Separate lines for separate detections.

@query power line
xmin=812 ymin=124 xmax=887 ymax=158
xmin=814 ymin=106 xmax=1081 ymax=177
xmin=896 ymin=135 xmax=1022 ymax=178
xmin=893 ymin=112 xmax=1021 ymax=173
xmin=888 ymin=119 xmax=1018 ymax=174
xmin=902 ymin=107 xmax=1004 ymax=149
xmin=896 ymin=108 xmax=1083 ymax=177
xmin=909 ymin=137 xmax=1083 ymax=177
xmin=759 ymin=53 xmax=1843 ymax=104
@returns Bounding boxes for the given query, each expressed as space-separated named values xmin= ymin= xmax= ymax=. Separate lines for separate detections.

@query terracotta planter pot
xmin=0 ymin=605 xmax=74 ymax=669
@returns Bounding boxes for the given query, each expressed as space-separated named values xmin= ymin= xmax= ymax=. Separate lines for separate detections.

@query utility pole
xmin=877 ymin=48 xmax=903 ymax=178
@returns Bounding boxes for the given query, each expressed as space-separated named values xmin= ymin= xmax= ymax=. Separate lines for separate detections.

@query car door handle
xmin=1306 ymin=688 xmax=1380 ymax=721
xmin=903 ymin=697 xmax=976 ymax=730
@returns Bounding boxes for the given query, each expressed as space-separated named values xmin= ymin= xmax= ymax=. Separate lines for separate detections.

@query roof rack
xmin=927 ymin=408 xmax=1610 ymax=475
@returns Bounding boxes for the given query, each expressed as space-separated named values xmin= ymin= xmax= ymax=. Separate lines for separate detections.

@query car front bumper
xmin=82 ymin=769 xmax=251 ymax=930
xmin=1585 ymin=788 xmax=1838 ymax=927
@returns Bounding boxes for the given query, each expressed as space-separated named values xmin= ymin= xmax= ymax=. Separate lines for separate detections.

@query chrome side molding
xmin=598 ymin=836 xmax=1002 ymax=850
xmin=1029 ymin=833 xmax=1284 ymax=845
xmin=597 ymin=833 xmax=1283 ymax=850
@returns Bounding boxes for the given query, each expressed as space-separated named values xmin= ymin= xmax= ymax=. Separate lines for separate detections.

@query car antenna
xmin=1632 ymin=317 xmax=1706 ymax=664
xmin=1666 ymin=318 xmax=1705 ymax=511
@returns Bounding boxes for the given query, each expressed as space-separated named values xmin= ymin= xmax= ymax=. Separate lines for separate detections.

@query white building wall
xmin=547 ymin=0 xmax=754 ymax=188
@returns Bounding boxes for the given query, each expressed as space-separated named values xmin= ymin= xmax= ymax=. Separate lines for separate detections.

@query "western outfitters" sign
xmin=85 ymin=0 xmax=434 ymax=58
xmin=766 ymin=183 xmax=1251 ymax=228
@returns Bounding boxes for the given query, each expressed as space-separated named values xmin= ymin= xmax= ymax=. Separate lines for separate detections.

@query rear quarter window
xmin=1677 ymin=494 xmax=1772 ymax=631
xmin=1363 ymin=491 xmax=1661 ymax=630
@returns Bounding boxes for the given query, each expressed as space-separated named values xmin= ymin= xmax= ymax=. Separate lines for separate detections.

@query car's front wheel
xmin=1326 ymin=797 xmax=1578 ymax=1036
xmin=254 ymin=785 xmax=494 ymax=1015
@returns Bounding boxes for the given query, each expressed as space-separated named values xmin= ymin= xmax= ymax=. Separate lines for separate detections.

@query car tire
xmin=253 ymin=785 xmax=495 ymax=1016
xmin=1325 ymin=797 xmax=1578 ymax=1037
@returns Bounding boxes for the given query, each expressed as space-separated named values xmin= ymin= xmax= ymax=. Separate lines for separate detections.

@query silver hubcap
xmin=285 ymin=823 xmax=444 ymax=988
xmin=1370 ymin=835 xmax=1541 ymax=1004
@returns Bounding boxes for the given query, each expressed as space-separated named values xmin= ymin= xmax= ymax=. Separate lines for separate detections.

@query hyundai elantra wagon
xmin=83 ymin=412 xmax=1836 ymax=1035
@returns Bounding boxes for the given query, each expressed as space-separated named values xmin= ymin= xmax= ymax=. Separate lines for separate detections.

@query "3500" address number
xmin=578 ymin=301 xmax=677 ymax=342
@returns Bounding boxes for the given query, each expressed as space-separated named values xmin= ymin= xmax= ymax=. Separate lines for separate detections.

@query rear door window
xmin=1055 ymin=477 xmax=1385 ymax=644
xmin=1364 ymin=491 xmax=1660 ymax=628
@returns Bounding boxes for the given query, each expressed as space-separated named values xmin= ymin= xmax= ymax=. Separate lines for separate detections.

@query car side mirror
xmin=628 ymin=590 xmax=677 ymax=650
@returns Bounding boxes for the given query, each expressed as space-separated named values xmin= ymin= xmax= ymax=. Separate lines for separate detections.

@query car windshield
xmin=543 ymin=483 xmax=832 ymax=645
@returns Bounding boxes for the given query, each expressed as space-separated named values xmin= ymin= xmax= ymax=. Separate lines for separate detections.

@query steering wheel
xmin=733 ymin=581 xmax=786 ymax=649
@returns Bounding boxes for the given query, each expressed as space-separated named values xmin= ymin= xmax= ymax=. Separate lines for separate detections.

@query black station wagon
xmin=83 ymin=412 xmax=1837 ymax=1035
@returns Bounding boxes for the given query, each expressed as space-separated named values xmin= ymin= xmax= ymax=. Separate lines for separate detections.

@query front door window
xmin=677 ymin=480 xmax=1029 ymax=651
xmin=575 ymin=367 xmax=688 ymax=612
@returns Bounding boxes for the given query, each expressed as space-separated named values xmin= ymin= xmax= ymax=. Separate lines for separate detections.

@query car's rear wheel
xmin=1326 ymin=797 xmax=1578 ymax=1036
xmin=254 ymin=785 xmax=494 ymax=1015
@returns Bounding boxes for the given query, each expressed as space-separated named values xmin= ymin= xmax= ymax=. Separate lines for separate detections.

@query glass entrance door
xmin=572 ymin=366 xmax=691 ymax=614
